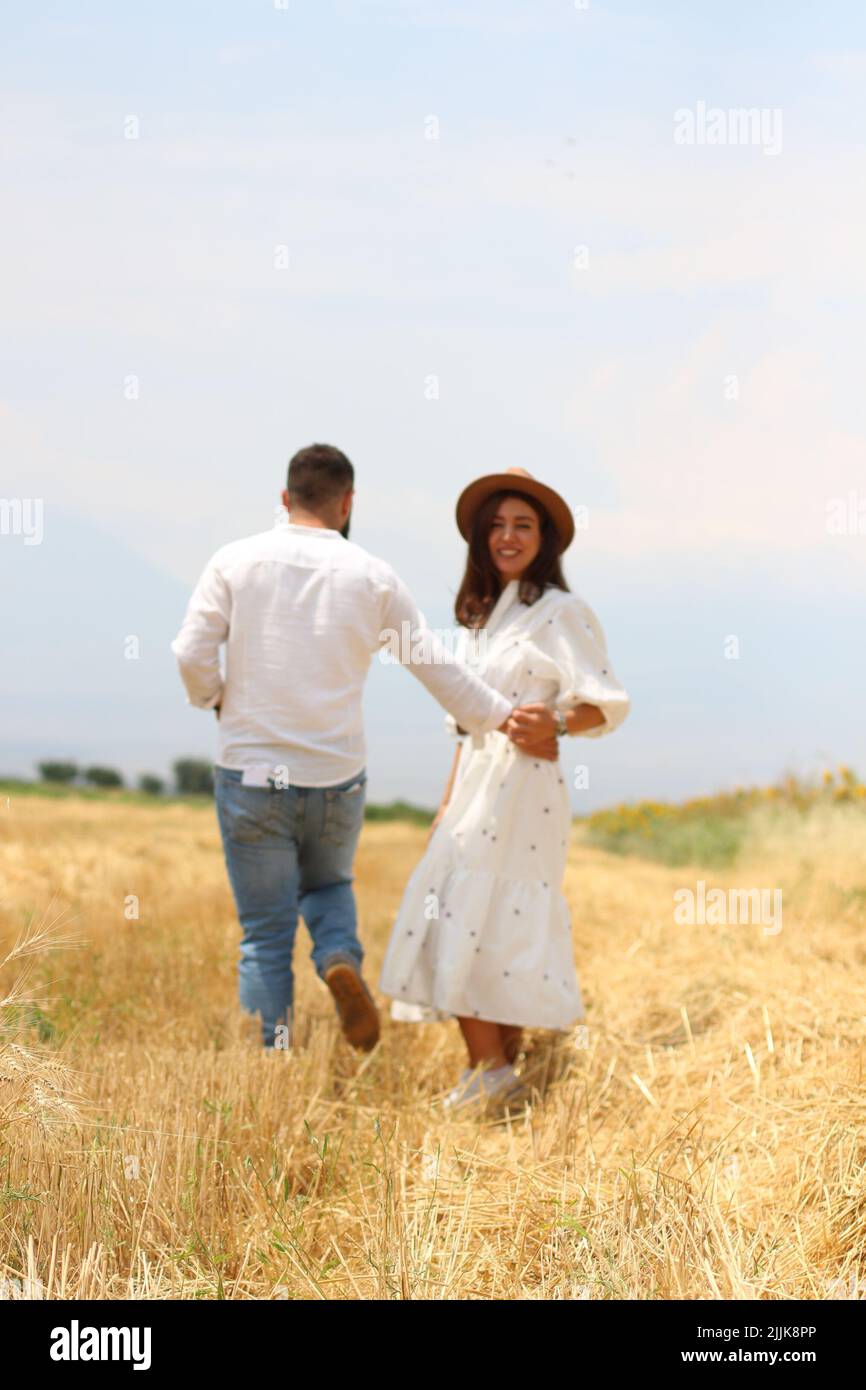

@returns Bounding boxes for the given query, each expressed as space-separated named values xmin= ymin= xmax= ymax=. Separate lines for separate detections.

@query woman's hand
xmin=506 ymin=703 xmax=558 ymax=748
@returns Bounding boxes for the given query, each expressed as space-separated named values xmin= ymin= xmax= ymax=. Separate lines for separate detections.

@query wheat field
xmin=1 ymin=792 xmax=865 ymax=1300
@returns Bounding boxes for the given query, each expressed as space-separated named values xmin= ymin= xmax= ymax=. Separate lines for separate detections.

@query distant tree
xmin=138 ymin=774 xmax=165 ymax=796
xmin=37 ymin=761 xmax=79 ymax=783
xmin=173 ymin=758 xmax=215 ymax=796
xmin=83 ymin=766 xmax=125 ymax=788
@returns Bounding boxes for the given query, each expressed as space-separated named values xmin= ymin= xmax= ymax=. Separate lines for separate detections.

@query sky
xmin=2 ymin=0 xmax=865 ymax=809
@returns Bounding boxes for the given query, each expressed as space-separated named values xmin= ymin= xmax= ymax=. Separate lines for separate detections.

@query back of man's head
xmin=287 ymin=444 xmax=354 ymax=530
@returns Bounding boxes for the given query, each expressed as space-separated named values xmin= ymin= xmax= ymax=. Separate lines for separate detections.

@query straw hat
xmin=455 ymin=467 xmax=575 ymax=554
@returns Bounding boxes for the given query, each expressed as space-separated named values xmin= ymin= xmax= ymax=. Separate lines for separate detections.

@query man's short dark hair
xmin=287 ymin=443 xmax=354 ymax=512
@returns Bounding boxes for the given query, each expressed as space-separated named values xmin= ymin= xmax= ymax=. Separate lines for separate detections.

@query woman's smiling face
xmin=488 ymin=494 xmax=542 ymax=580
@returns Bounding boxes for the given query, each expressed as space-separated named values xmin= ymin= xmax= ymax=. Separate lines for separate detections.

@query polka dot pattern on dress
xmin=377 ymin=583 xmax=624 ymax=1031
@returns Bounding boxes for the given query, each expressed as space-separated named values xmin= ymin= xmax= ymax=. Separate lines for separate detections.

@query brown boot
xmin=323 ymin=959 xmax=380 ymax=1051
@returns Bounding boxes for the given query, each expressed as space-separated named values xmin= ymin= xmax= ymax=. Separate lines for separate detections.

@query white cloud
xmin=563 ymin=340 xmax=866 ymax=580
xmin=2 ymin=89 xmax=864 ymax=596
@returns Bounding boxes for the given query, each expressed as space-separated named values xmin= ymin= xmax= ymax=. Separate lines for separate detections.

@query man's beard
xmin=340 ymin=511 xmax=352 ymax=540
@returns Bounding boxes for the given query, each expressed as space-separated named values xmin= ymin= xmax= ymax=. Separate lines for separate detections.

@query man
xmin=171 ymin=443 xmax=554 ymax=1053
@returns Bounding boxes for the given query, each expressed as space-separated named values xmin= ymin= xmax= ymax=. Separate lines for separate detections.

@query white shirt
xmin=171 ymin=518 xmax=513 ymax=787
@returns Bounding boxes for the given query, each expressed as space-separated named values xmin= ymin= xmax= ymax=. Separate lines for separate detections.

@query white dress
xmin=378 ymin=579 xmax=630 ymax=1030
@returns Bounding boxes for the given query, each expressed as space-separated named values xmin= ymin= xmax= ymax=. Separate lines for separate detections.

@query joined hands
xmin=498 ymin=702 xmax=561 ymax=761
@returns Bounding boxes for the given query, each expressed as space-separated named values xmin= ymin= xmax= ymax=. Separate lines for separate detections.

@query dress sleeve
xmin=444 ymin=625 xmax=471 ymax=739
xmin=549 ymin=595 xmax=630 ymax=738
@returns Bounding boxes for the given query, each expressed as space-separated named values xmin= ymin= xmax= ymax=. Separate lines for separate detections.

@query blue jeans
xmin=214 ymin=766 xmax=367 ymax=1047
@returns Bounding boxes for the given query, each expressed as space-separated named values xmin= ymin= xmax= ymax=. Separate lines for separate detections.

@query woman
xmin=379 ymin=467 xmax=630 ymax=1110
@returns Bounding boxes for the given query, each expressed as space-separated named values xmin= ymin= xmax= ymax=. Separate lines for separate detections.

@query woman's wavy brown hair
xmin=454 ymin=489 xmax=569 ymax=629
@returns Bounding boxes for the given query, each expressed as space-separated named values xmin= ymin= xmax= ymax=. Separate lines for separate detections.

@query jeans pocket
xmin=217 ymin=775 xmax=281 ymax=845
xmin=321 ymin=772 xmax=367 ymax=845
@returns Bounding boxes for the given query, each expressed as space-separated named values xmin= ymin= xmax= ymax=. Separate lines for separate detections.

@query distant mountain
xmin=0 ymin=508 xmax=212 ymax=783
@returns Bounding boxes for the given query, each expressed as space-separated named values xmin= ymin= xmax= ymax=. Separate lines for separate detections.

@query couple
xmin=172 ymin=444 xmax=630 ymax=1111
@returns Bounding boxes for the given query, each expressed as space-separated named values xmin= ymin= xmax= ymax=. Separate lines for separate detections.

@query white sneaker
xmin=442 ymin=1063 xmax=523 ymax=1114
